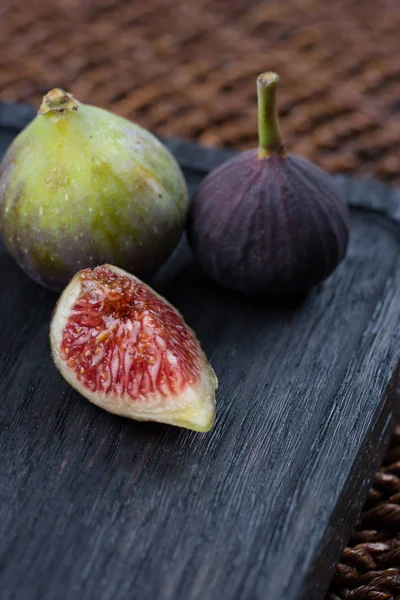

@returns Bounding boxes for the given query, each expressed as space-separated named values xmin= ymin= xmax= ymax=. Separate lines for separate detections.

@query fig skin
xmin=50 ymin=264 xmax=217 ymax=432
xmin=188 ymin=149 xmax=349 ymax=296
xmin=187 ymin=73 xmax=350 ymax=297
xmin=0 ymin=90 xmax=188 ymax=291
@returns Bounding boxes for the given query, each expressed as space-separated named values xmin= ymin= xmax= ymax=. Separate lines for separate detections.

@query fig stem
xmin=39 ymin=89 xmax=79 ymax=116
xmin=257 ymin=72 xmax=286 ymax=159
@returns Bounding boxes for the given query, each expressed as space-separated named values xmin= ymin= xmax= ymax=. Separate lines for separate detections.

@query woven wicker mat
xmin=1 ymin=1 xmax=400 ymax=598
xmin=0 ymin=0 xmax=399 ymax=185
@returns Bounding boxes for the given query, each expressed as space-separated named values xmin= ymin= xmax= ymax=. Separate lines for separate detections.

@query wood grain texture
xmin=0 ymin=103 xmax=399 ymax=600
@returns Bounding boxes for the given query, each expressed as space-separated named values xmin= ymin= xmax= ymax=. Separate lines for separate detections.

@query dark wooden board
xmin=0 ymin=101 xmax=399 ymax=600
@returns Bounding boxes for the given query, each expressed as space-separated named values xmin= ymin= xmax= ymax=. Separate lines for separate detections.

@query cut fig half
xmin=50 ymin=264 xmax=217 ymax=432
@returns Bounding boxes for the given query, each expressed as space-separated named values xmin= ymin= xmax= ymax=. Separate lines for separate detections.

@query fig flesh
xmin=187 ymin=73 xmax=350 ymax=296
xmin=50 ymin=264 xmax=217 ymax=432
xmin=0 ymin=89 xmax=188 ymax=290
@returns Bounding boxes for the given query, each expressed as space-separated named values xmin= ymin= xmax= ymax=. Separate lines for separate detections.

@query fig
xmin=50 ymin=264 xmax=217 ymax=432
xmin=187 ymin=72 xmax=350 ymax=296
xmin=0 ymin=89 xmax=188 ymax=290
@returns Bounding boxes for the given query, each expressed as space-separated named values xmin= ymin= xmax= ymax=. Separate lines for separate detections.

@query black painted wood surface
xmin=0 ymin=102 xmax=399 ymax=600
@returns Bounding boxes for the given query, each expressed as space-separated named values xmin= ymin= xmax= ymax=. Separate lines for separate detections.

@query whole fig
xmin=187 ymin=73 xmax=350 ymax=296
xmin=0 ymin=89 xmax=188 ymax=290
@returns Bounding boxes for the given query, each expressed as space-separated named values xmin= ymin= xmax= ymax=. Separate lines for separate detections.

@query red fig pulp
xmin=50 ymin=265 xmax=217 ymax=431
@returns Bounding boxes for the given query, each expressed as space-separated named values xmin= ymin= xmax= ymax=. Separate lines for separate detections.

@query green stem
xmin=257 ymin=72 xmax=286 ymax=159
xmin=39 ymin=89 xmax=79 ymax=115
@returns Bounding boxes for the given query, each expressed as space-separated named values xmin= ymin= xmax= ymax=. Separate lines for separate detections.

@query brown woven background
xmin=327 ymin=426 xmax=400 ymax=600
xmin=0 ymin=0 xmax=399 ymax=185
xmin=1 ymin=1 xmax=400 ymax=598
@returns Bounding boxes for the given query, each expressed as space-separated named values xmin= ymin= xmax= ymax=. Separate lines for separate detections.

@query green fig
xmin=0 ymin=89 xmax=188 ymax=290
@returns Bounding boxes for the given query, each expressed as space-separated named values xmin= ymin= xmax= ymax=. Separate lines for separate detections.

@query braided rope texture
xmin=327 ymin=426 xmax=400 ymax=600
xmin=0 ymin=0 xmax=399 ymax=184
xmin=0 ymin=1 xmax=399 ymax=597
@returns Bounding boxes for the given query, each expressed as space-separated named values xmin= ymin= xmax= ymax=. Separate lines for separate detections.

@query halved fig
xmin=50 ymin=264 xmax=217 ymax=432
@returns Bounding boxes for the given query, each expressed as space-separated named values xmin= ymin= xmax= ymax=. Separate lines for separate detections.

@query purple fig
xmin=187 ymin=73 xmax=350 ymax=296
